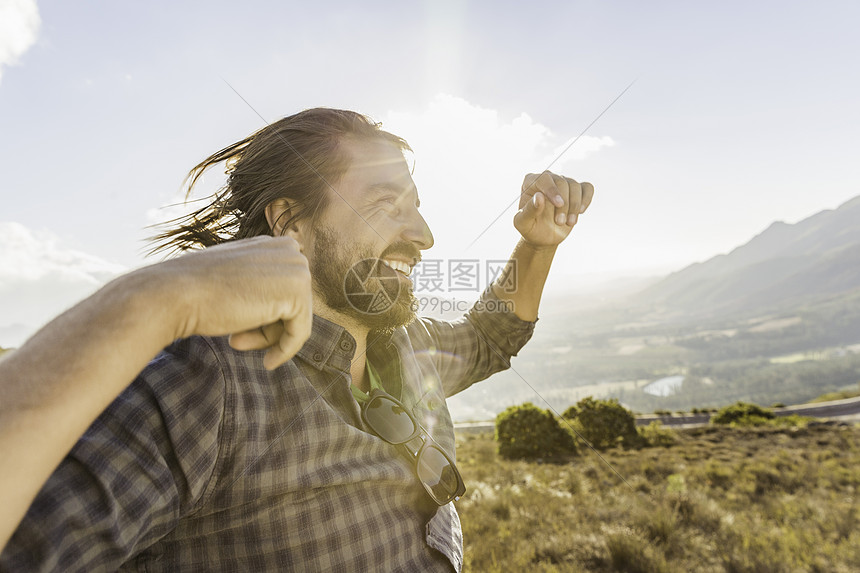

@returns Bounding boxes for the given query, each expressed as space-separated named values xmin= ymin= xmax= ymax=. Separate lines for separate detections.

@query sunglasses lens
xmin=418 ymin=446 xmax=461 ymax=504
xmin=365 ymin=395 xmax=416 ymax=443
xmin=363 ymin=392 xmax=465 ymax=505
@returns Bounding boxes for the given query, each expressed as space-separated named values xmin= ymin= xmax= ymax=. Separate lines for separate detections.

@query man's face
xmin=306 ymin=137 xmax=434 ymax=331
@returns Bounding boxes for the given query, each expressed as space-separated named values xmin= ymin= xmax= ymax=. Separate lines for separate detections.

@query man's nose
xmin=402 ymin=208 xmax=434 ymax=251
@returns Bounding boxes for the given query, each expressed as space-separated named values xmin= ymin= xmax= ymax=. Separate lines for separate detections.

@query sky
xmin=1 ymin=0 xmax=859 ymax=347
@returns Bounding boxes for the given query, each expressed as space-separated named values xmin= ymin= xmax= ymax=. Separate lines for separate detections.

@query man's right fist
xmin=154 ymin=236 xmax=313 ymax=369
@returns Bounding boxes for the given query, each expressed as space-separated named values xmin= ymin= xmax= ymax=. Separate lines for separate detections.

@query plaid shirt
xmin=1 ymin=287 xmax=534 ymax=572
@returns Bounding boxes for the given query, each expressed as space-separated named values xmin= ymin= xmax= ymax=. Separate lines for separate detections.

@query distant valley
xmin=448 ymin=195 xmax=860 ymax=421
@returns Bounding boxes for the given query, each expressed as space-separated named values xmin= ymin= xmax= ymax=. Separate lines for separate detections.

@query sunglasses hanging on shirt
xmin=361 ymin=388 xmax=466 ymax=505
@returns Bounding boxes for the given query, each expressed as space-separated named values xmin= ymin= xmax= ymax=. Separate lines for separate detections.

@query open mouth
xmin=380 ymin=259 xmax=413 ymax=276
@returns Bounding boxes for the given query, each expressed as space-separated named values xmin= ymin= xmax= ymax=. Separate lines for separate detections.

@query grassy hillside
xmin=456 ymin=426 xmax=860 ymax=572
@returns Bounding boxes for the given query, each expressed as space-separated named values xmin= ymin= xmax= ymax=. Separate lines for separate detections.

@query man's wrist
xmin=112 ymin=264 xmax=188 ymax=345
xmin=518 ymin=238 xmax=559 ymax=255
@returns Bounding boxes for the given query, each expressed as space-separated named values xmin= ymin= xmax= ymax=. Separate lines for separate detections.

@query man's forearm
xmin=491 ymin=239 xmax=557 ymax=322
xmin=0 ymin=236 xmax=314 ymax=552
xmin=500 ymin=171 xmax=592 ymax=321
xmin=0 ymin=270 xmax=178 ymax=550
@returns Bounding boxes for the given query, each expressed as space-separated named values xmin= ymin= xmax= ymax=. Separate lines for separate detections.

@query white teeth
xmin=381 ymin=259 xmax=411 ymax=275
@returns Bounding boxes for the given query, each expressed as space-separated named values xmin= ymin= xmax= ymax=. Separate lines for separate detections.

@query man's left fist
xmin=513 ymin=171 xmax=594 ymax=247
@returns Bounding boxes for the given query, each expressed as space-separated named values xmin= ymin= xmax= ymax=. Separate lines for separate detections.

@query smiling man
xmin=0 ymin=108 xmax=592 ymax=571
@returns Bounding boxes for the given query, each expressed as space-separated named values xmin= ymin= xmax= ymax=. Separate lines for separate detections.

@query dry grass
xmin=456 ymin=424 xmax=860 ymax=572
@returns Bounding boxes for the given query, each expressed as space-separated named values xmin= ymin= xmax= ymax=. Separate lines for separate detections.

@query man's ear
xmin=265 ymin=199 xmax=304 ymax=242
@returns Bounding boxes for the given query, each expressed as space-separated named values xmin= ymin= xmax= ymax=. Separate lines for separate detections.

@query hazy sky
xmin=1 ymin=0 xmax=859 ymax=346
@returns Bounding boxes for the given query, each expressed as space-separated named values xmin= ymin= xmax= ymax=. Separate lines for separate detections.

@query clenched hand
xmin=157 ymin=236 xmax=313 ymax=369
xmin=513 ymin=171 xmax=594 ymax=248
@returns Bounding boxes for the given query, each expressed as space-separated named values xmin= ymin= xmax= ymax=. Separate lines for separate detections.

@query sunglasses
xmin=360 ymin=389 xmax=466 ymax=505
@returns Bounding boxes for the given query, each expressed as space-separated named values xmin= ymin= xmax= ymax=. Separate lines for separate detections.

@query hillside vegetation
xmin=456 ymin=425 xmax=860 ymax=572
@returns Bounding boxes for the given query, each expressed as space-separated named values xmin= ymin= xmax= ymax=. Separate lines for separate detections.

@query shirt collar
xmin=296 ymin=314 xmax=358 ymax=373
xmin=294 ymin=315 xmax=402 ymax=401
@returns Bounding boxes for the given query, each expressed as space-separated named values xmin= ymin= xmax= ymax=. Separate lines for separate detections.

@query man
xmin=0 ymin=108 xmax=592 ymax=571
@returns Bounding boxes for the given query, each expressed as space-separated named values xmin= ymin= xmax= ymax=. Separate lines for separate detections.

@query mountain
xmin=635 ymin=195 xmax=860 ymax=318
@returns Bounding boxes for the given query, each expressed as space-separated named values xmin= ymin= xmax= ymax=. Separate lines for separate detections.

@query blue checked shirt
xmin=0 ymin=287 xmax=534 ymax=572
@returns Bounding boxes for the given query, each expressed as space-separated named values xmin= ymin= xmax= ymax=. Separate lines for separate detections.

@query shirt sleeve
xmin=0 ymin=337 xmax=227 ymax=572
xmin=417 ymin=286 xmax=536 ymax=398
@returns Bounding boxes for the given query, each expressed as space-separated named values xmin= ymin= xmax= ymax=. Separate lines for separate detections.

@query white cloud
xmin=548 ymin=134 xmax=615 ymax=164
xmin=0 ymin=0 xmax=41 ymax=85
xmin=387 ymin=93 xmax=614 ymax=172
xmin=0 ymin=222 xmax=125 ymax=347
xmin=383 ymin=94 xmax=614 ymax=266
xmin=0 ymin=222 xmax=125 ymax=283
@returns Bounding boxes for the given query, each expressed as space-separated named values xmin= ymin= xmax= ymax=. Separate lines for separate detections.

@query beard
xmin=310 ymin=225 xmax=418 ymax=334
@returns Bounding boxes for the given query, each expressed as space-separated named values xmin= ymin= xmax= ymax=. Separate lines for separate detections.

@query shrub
xmin=711 ymin=401 xmax=775 ymax=425
xmin=773 ymin=414 xmax=813 ymax=427
xmin=639 ymin=421 xmax=677 ymax=448
xmin=733 ymin=414 xmax=775 ymax=427
xmin=563 ymin=396 xmax=642 ymax=450
xmin=703 ymin=460 xmax=734 ymax=489
xmin=670 ymin=491 xmax=723 ymax=534
xmin=637 ymin=505 xmax=679 ymax=546
xmin=605 ymin=532 xmax=669 ymax=573
xmin=495 ymin=403 xmax=577 ymax=460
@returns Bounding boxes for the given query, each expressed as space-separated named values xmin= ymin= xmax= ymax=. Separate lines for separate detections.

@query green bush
xmin=563 ymin=396 xmax=642 ymax=450
xmin=711 ymin=401 xmax=775 ymax=425
xmin=638 ymin=421 xmax=677 ymax=448
xmin=494 ymin=402 xmax=577 ymax=460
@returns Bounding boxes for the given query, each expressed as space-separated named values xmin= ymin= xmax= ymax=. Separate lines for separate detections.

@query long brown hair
xmin=149 ymin=108 xmax=411 ymax=256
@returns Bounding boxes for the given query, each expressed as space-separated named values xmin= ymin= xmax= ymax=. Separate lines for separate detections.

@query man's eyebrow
xmin=367 ymin=183 xmax=421 ymax=207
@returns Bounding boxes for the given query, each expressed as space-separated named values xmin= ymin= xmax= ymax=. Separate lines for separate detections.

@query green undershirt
xmin=351 ymin=360 xmax=383 ymax=403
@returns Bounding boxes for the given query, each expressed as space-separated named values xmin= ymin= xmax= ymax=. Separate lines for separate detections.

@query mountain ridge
xmin=635 ymin=194 xmax=860 ymax=318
